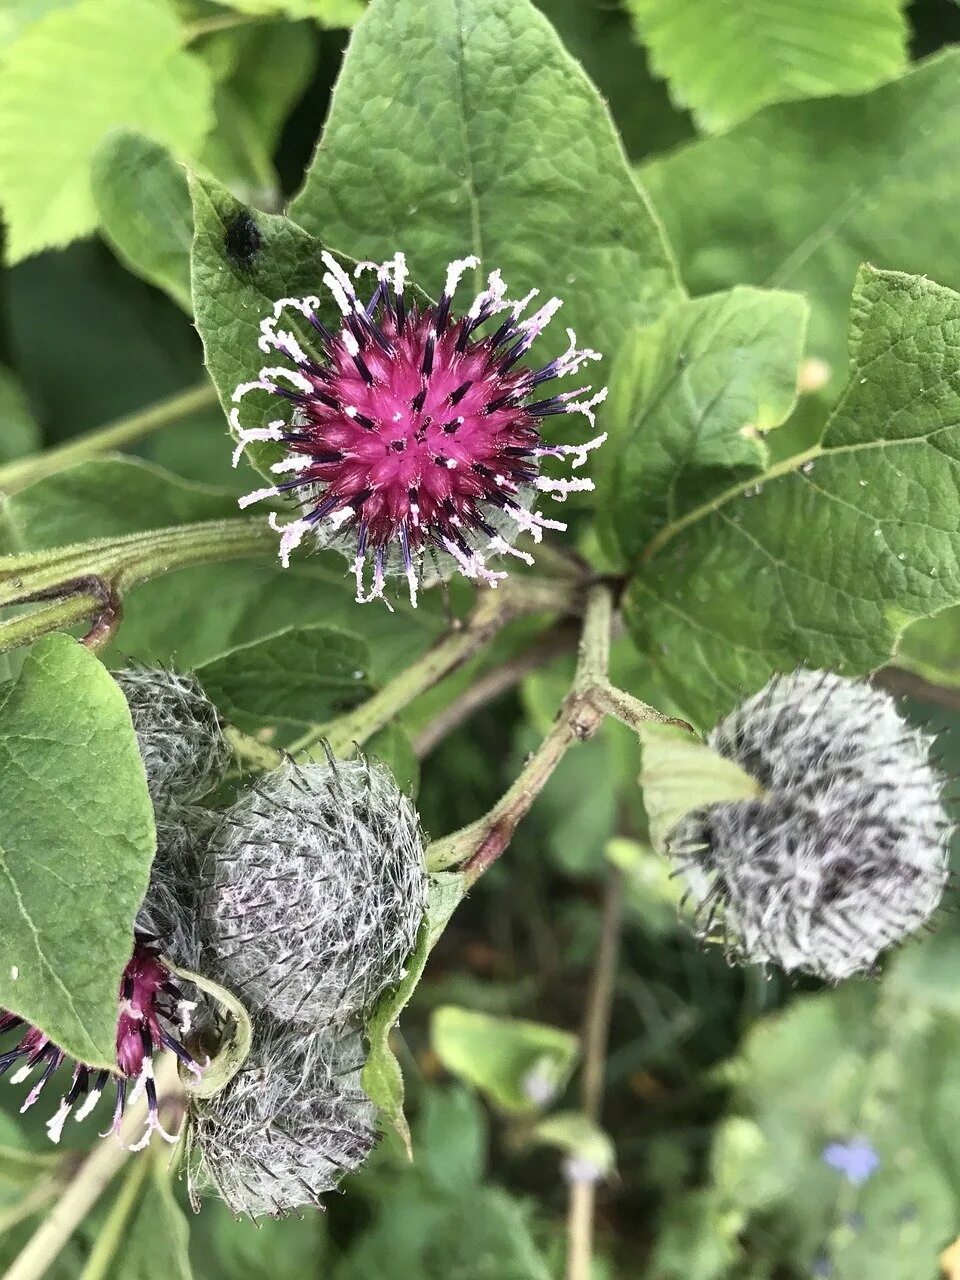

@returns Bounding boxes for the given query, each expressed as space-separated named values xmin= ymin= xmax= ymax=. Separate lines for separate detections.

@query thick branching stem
xmin=287 ymin=575 xmax=582 ymax=759
xmin=0 ymin=383 xmax=218 ymax=497
xmin=426 ymin=582 xmax=690 ymax=879
xmin=2 ymin=1056 xmax=183 ymax=1280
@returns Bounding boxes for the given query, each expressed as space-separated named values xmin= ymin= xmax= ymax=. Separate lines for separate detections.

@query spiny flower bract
xmin=136 ymin=811 xmax=213 ymax=973
xmin=0 ymin=940 xmax=201 ymax=1147
xmin=113 ymin=666 xmax=231 ymax=811
xmin=669 ymin=670 xmax=951 ymax=981
xmin=231 ymin=252 xmax=606 ymax=605
xmin=201 ymin=756 xmax=427 ymax=1028
xmin=188 ymin=1020 xmax=376 ymax=1218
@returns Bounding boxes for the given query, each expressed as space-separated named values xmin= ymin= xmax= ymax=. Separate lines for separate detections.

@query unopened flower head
xmin=669 ymin=670 xmax=951 ymax=981
xmin=202 ymin=756 xmax=427 ymax=1027
xmin=114 ymin=666 xmax=231 ymax=811
xmin=230 ymin=252 xmax=606 ymax=606
xmin=0 ymin=939 xmax=201 ymax=1147
xmin=188 ymin=1021 xmax=376 ymax=1218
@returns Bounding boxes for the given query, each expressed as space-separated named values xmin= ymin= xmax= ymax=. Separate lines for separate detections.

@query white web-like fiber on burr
xmin=669 ymin=669 xmax=952 ymax=982
xmin=188 ymin=1019 xmax=376 ymax=1217
xmin=201 ymin=757 xmax=427 ymax=1027
xmin=136 ymin=810 xmax=216 ymax=973
xmin=113 ymin=667 xmax=232 ymax=812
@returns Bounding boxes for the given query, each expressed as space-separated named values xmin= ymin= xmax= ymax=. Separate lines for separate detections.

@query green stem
xmin=0 ymin=517 xmax=274 ymax=654
xmin=287 ymin=575 xmax=583 ymax=759
xmin=0 ymin=383 xmax=219 ymax=497
xmin=425 ymin=582 xmax=690 ymax=881
xmin=78 ymin=1158 xmax=151 ymax=1280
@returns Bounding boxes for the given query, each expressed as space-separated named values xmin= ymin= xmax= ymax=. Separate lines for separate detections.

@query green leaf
xmin=641 ymin=49 xmax=960 ymax=387
xmin=363 ymin=871 xmax=465 ymax=1151
xmin=0 ymin=634 xmax=155 ymax=1067
xmin=598 ymin=287 xmax=808 ymax=568
xmin=92 ymin=131 xmax=193 ymax=312
xmin=210 ymin=0 xmax=363 ymax=22
xmin=0 ymin=1 xmax=75 ymax=50
xmin=0 ymin=0 xmax=214 ymax=262
xmin=894 ymin=608 xmax=960 ymax=689
xmin=533 ymin=1111 xmax=616 ymax=1177
xmin=4 ymin=458 xmax=444 ymax=676
xmin=417 ymin=1086 xmax=488 ymax=1192
xmin=637 ymin=722 xmax=764 ymax=852
xmin=430 ymin=1007 xmax=579 ymax=1115
xmin=627 ymin=0 xmax=907 ymax=132
xmin=197 ymin=625 xmax=373 ymax=728
xmin=0 ymin=367 xmax=40 ymax=464
xmin=605 ymin=836 xmax=686 ymax=936
xmin=623 ymin=266 xmax=960 ymax=726
xmin=189 ymin=172 xmax=355 ymax=477
xmin=290 ymin=0 xmax=682 ymax=368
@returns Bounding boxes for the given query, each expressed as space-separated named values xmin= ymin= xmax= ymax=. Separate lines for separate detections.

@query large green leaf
xmin=92 ymin=131 xmax=193 ymax=312
xmin=641 ymin=49 xmax=960 ymax=387
xmin=211 ymin=0 xmax=363 ymax=21
xmin=0 ymin=634 xmax=155 ymax=1067
xmin=290 ymin=0 xmax=682 ymax=367
xmin=0 ymin=0 xmax=214 ymax=262
xmin=627 ymin=0 xmax=907 ymax=132
xmin=3 ymin=458 xmax=444 ymax=676
xmin=197 ymin=624 xmax=374 ymax=727
xmin=623 ymin=266 xmax=960 ymax=727
xmin=598 ymin=287 xmax=808 ymax=568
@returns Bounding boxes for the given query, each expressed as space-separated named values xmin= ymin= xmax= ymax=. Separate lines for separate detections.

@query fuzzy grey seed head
xmin=188 ymin=1019 xmax=377 ymax=1217
xmin=201 ymin=757 xmax=427 ymax=1027
xmin=136 ymin=809 xmax=215 ymax=972
xmin=113 ymin=666 xmax=231 ymax=811
xmin=670 ymin=669 xmax=951 ymax=982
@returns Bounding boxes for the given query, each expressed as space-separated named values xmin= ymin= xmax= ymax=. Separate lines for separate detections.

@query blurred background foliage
xmin=3 ymin=1 xmax=960 ymax=1278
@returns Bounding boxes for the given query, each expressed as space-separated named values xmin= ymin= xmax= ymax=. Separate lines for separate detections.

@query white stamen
xmin=238 ymin=485 xmax=281 ymax=509
xmin=488 ymin=534 xmax=535 ymax=565
xmin=10 ymin=1064 xmax=32 ymax=1086
xmin=270 ymin=454 xmax=312 ymax=475
xmin=468 ymin=268 xmax=508 ymax=319
xmin=321 ymin=251 xmax=362 ymax=317
xmin=554 ymin=328 xmax=602 ymax=377
xmin=46 ymin=1100 xmax=71 ymax=1144
xmin=230 ymin=418 xmax=286 ymax=468
xmin=534 ymin=475 xmax=596 ymax=500
xmin=563 ymin=386 xmax=609 ymax=430
xmin=328 ymin=506 xmax=354 ymax=530
xmin=342 ymin=331 xmax=360 ymax=357
xmin=269 ymin=512 xmax=312 ymax=567
xmin=517 ymin=296 xmax=562 ymax=343
xmin=75 ymin=1087 xmax=104 ymax=1123
xmin=443 ymin=255 xmax=480 ymax=300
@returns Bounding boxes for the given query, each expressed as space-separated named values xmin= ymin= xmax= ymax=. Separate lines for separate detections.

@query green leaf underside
xmin=290 ymin=0 xmax=682 ymax=375
xmin=197 ymin=626 xmax=373 ymax=728
xmin=362 ymin=871 xmax=465 ymax=1152
xmin=0 ymin=634 xmax=155 ymax=1067
xmin=599 ymin=287 xmax=809 ymax=568
xmin=637 ymin=722 xmax=765 ymax=853
xmin=641 ymin=49 xmax=960 ymax=386
xmin=624 ymin=266 xmax=960 ymax=727
xmin=0 ymin=0 xmax=213 ymax=263
xmin=3 ymin=458 xmax=444 ymax=678
xmin=92 ymin=131 xmax=193 ymax=312
xmin=430 ymin=1007 xmax=580 ymax=1115
xmin=211 ymin=0 xmax=364 ymax=22
xmin=627 ymin=0 xmax=907 ymax=132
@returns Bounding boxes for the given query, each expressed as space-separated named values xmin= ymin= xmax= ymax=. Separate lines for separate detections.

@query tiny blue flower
xmin=822 ymin=1139 xmax=880 ymax=1186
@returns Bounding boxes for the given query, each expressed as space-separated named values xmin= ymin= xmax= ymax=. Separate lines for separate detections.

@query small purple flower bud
xmin=201 ymin=756 xmax=427 ymax=1027
xmin=670 ymin=670 xmax=950 ymax=980
xmin=113 ymin=666 xmax=231 ymax=811
xmin=230 ymin=252 xmax=607 ymax=606
xmin=188 ymin=1020 xmax=376 ymax=1218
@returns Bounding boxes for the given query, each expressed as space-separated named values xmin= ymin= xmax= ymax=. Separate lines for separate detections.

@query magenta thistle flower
xmin=0 ymin=940 xmax=201 ymax=1148
xmin=230 ymin=253 xmax=606 ymax=606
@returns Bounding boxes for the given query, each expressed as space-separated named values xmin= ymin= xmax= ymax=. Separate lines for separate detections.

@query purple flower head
xmin=822 ymin=1138 xmax=880 ymax=1186
xmin=231 ymin=252 xmax=606 ymax=606
xmin=0 ymin=939 xmax=201 ymax=1149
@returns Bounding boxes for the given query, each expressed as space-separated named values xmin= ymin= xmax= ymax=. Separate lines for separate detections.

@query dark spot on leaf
xmin=224 ymin=211 xmax=262 ymax=271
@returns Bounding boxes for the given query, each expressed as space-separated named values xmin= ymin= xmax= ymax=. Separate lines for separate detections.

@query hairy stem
xmin=566 ymin=867 xmax=624 ymax=1280
xmin=0 ymin=518 xmax=275 ymax=654
xmin=0 ymin=383 xmax=218 ymax=497
xmin=2 ymin=1056 xmax=182 ymax=1280
xmin=426 ymin=582 xmax=689 ymax=878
